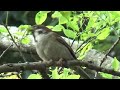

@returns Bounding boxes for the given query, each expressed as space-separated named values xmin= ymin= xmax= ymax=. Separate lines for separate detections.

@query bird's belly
xmin=44 ymin=40 xmax=74 ymax=61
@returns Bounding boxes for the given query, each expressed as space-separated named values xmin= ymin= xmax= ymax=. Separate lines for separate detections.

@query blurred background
xmin=0 ymin=11 xmax=38 ymax=26
xmin=0 ymin=11 xmax=119 ymax=61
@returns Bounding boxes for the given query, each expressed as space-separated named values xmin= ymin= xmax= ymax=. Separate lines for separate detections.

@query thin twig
xmin=5 ymin=11 xmax=9 ymax=25
xmin=75 ymin=37 xmax=94 ymax=54
xmin=100 ymin=36 xmax=120 ymax=66
xmin=0 ymin=43 xmax=13 ymax=59
xmin=1 ymin=11 xmax=27 ymax=62
xmin=75 ymin=37 xmax=90 ymax=53
xmin=19 ymin=29 xmax=28 ymax=43
xmin=70 ymin=38 xmax=76 ymax=47
xmin=75 ymin=28 xmax=107 ymax=54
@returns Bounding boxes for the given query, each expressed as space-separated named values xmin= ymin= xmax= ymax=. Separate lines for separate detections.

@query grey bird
xmin=31 ymin=25 xmax=91 ymax=79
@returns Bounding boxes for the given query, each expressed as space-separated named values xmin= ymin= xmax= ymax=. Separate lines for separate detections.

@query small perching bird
xmin=31 ymin=25 xmax=91 ymax=79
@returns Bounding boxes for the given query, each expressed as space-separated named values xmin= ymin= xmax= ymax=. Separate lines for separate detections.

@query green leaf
xmin=100 ymin=72 xmax=112 ymax=79
xmin=86 ymin=17 xmax=97 ymax=30
xmin=62 ymin=68 xmax=70 ymax=77
xmin=15 ymin=32 xmax=24 ymax=36
xmin=21 ymin=37 xmax=30 ymax=44
xmin=80 ymin=33 xmax=88 ymax=40
xmin=110 ymin=11 xmax=120 ymax=19
xmin=59 ymin=16 xmax=68 ymax=24
xmin=67 ymin=21 xmax=79 ymax=31
xmin=97 ymin=28 xmax=110 ymax=40
xmin=60 ymin=68 xmax=80 ymax=79
xmin=28 ymin=74 xmax=42 ymax=79
xmin=66 ymin=75 xmax=80 ymax=79
xmin=78 ymin=43 xmax=93 ymax=59
xmin=0 ymin=26 xmax=7 ymax=32
xmin=81 ymin=33 xmax=96 ymax=41
xmin=60 ymin=68 xmax=70 ymax=79
xmin=46 ymin=26 xmax=54 ymax=29
xmin=52 ymin=11 xmax=62 ymax=18
xmin=18 ymin=25 xmax=31 ymax=31
xmin=63 ymin=29 xmax=76 ymax=39
xmin=60 ymin=11 xmax=71 ymax=20
xmin=52 ymin=25 xmax=64 ymax=32
xmin=52 ymin=11 xmax=72 ymax=24
xmin=35 ymin=11 xmax=48 ymax=25
xmin=112 ymin=57 xmax=119 ymax=71
xmin=51 ymin=67 xmax=60 ymax=79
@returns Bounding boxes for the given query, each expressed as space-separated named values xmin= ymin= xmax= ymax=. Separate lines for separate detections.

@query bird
xmin=31 ymin=25 xmax=91 ymax=79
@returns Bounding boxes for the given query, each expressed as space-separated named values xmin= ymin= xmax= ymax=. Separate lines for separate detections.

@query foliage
xmin=112 ymin=57 xmax=119 ymax=71
xmin=0 ymin=11 xmax=120 ymax=79
xmin=50 ymin=67 xmax=80 ymax=79
xmin=28 ymin=74 xmax=42 ymax=79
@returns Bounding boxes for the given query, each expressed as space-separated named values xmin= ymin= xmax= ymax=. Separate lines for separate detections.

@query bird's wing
xmin=53 ymin=32 xmax=77 ymax=59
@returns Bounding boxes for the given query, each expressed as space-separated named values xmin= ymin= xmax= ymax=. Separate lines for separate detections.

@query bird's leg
xmin=57 ymin=58 xmax=68 ymax=74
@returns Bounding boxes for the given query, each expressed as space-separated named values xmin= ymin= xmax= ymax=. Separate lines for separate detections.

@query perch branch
xmin=0 ymin=60 xmax=120 ymax=77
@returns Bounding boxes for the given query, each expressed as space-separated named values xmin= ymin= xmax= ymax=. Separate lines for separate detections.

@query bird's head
xmin=31 ymin=25 xmax=52 ymax=42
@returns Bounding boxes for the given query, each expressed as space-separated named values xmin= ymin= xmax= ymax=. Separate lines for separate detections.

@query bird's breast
xmin=35 ymin=33 xmax=75 ymax=61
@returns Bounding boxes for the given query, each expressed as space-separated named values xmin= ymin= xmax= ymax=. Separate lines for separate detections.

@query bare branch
xmin=0 ymin=43 xmax=13 ymax=59
xmin=100 ymin=36 xmax=120 ymax=66
xmin=0 ymin=60 xmax=120 ymax=77
xmin=1 ymin=23 xmax=27 ymax=62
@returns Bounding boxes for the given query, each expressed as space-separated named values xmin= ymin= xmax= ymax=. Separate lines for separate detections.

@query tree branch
xmin=100 ymin=36 xmax=120 ymax=66
xmin=0 ymin=60 xmax=120 ymax=77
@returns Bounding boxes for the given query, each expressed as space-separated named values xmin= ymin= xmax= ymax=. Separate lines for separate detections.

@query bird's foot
xmin=57 ymin=58 xmax=68 ymax=68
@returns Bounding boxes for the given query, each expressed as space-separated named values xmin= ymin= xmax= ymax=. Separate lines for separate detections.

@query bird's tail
xmin=72 ymin=66 xmax=91 ymax=79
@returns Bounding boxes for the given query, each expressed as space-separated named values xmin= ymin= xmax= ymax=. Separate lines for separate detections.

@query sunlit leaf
xmin=28 ymin=74 xmax=42 ymax=79
xmin=63 ymin=29 xmax=76 ymax=39
xmin=15 ymin=32 xmax=24 ymax=36
xmin=21 ymin=37 xmax=30 ymax=44
xmin=3 ymin=75 xmax=19 ymax=79
xmin=59 ymin=68 xmax=80 ymax=79
xmin=67 ymin=21 xmax=79 ymax=31
xmin=46 ymin=26 xmax=54 ymax=29
xmin=0 ymin=72 xmax=19 ymax=79
xmin=60 ymin=11 xmax=71 ymax=20
xmin=51 ymin=67 xmax=60 ymax=79
xmin=0 ymin=26 xmax=7 ymax=32
xmin=97 ymin=28 xmax=110 ymax=40
xmin=18 ymin=25 xmax=31 ymax=31
xmin=78 ymin=43 xmax=93 ymax=59
xmin=100 ymin=72 xmax=112 ymax=79
xmin=52 ymin=11 xmax=62 ymax=18
xmin=59 ymin=16 xmax=68 ymax=24
xmin=86 ymin=17 xmax=97 ymax=30
xmin=60 ymin=68 xmax=70 ymax=79
xmin=66 ymin=75 xmax=80 ymax=79
xmin=81 ymin=33 xmax=96 ymax=41
xmin=112 ymin=57 xmax=119 ymax=71
xmin=52 ymin=25 xmax=64 ymax=32
xmin=35 ymin=11 xmax=48 ymax=25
